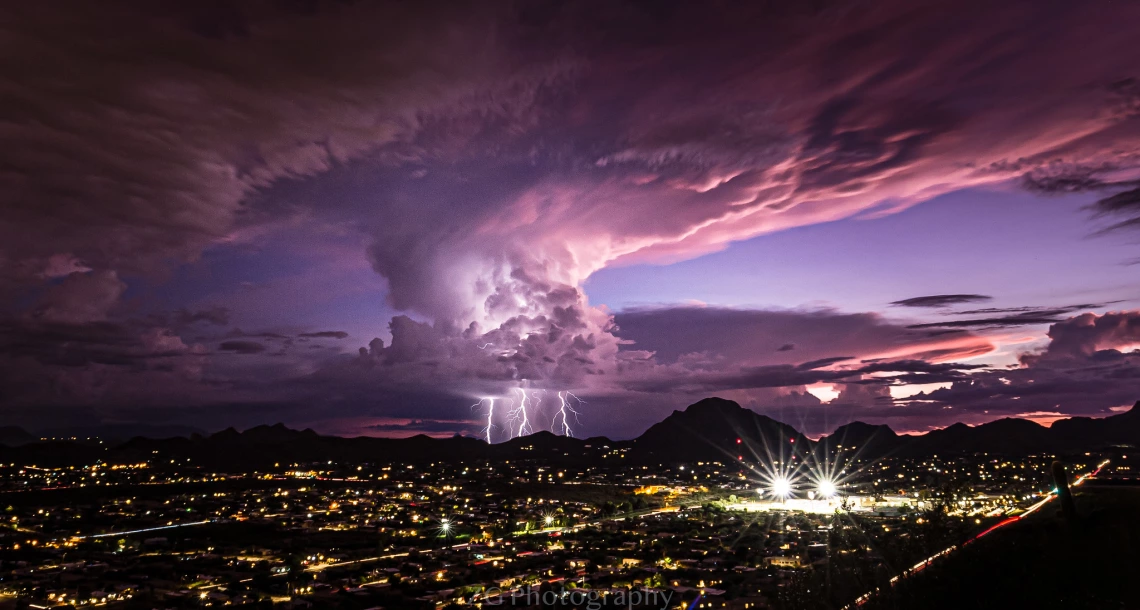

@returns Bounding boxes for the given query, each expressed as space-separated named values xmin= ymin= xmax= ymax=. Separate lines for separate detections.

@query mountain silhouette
xmin=0 ymin=426 xmax=36 ymax=447
xmin=633 ymin=397 xmax=809 ymax=462
xmin=817 ymin=421 xmax=902 ymax=458
xmin=0 ymin=398 xmax=1137 ymax=468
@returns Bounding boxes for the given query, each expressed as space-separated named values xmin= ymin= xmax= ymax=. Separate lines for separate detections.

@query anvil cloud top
xmin=3 ymin=0 xmax=1140 ymax=438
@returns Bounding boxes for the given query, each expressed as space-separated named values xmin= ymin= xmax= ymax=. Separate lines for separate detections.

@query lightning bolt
xmin=532 ymin=389 xmax=544 ymax=427
xmin=470 ymin=389 xmax=583 ymax=444
xmin=471 ymin=397 xmax=496 ymax=444
xmin=509 ymin=387 xmax=533 ymax=437
xmin=554 ymin=391 xmax=584 ymax=437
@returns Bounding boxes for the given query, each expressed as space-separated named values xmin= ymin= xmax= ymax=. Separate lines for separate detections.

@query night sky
xmin=3 ymin=1 xmax=1140 ymax=439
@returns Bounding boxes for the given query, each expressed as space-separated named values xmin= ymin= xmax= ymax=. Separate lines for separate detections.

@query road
xmin=843 ymin=459 xmax=1109 ymax=609
xmin=303 ymin=504 xmax=690 ymax=573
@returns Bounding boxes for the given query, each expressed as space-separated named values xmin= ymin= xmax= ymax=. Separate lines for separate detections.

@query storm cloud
xmin=2 ymin=1 xmax=1140 ymax=437
xmin=890 ymin=295 xmax=992 ymax=308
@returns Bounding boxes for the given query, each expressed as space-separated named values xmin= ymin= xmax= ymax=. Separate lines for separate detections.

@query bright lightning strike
xmin=471 ymin=397 xmax=496 ymax=444
xmin=472 ymin=387 xmax=585 ymax=443
xmin=508 ymin=388 xmax=533 ymax=437
xmin=532 ymin=390 xmax=543 ymax=428
xmin=553 ymin=391 xmax=584 ymax=437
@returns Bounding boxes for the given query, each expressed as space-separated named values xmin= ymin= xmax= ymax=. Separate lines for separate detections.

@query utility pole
xmin=1051 ymin=460 xmax=1078 ymax=524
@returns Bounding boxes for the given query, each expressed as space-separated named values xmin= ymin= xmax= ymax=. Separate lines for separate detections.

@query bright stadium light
xmin=818 ymin=480 xmax=838 ymax=498
xmin=771 ymin=477 xmax=792 ymax=499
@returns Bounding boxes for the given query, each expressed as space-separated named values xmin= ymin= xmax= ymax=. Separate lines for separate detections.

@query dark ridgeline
xmin=0 ymin=425 xmax=36 ymax=447
xmin=631 ymin=397 xmax=812 ymax=462
xmin=1 ymin=398 xmax=1138 ymax=470
xmin=821 ymin=421 xmax=900 ymax=458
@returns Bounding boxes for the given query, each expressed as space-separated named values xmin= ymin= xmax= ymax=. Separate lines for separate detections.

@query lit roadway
xmin=302 ymin=504 xmax=689 ymax=573
xmin=304 ymin=547 xmax=463 ymax=573
xmin=843 ymin=459 xmax=1109 ymax=609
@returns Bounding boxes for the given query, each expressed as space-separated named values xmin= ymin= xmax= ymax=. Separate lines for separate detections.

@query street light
xmin=818 ymin=480 xmax=838 ymax=498
xmin=771 ymin=477 xmax=792 ymax=499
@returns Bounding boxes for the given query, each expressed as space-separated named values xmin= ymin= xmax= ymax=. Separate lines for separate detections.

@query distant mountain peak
xmin=237 ymin=423 xmax=316 ymax=443
xmin=832 ymin=421 xmax=897 ymax=435
xmin=985 ymin=417 xmax=1047 ymax=430
xmin=523 ymin=430 xmax=560 ymax=440
xmin=819 ymin=420 xmax=902 ymax=457
xmin=1112 ymin=401 xmax=1140 ymax=420
xmin=684 ymin=396 xmax=744 ymax=413
xmin=0 ymin=426 xmax=35 ymax=447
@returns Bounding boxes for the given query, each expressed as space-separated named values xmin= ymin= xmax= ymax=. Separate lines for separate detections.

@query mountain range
xmin=1 ymin=397 xmax=1137 ymax=469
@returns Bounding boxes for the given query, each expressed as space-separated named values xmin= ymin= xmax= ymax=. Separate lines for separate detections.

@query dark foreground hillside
xmin=863 ymin=486 xmax=1140 ymax=610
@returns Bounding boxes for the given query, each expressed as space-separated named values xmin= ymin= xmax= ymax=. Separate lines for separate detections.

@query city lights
xmin=0 ymin=438 xmax=1110 ymax=610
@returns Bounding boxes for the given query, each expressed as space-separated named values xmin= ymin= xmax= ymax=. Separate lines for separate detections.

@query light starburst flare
xmin=771 ymin=477 xmax=793 ymax=499
xmin=818 ymin=479 xmax=838 ymax=498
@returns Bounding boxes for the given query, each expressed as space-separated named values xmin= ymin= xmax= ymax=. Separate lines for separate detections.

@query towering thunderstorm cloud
xmin=2 ymin=1 xmax=1140 ymax=437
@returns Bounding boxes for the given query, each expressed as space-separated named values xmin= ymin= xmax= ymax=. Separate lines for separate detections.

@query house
xmin=765 ymin=556 xmax=801 ymax=568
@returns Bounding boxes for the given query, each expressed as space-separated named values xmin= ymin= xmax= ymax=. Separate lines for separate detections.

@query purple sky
xmin=2 ymin=1 xmax=1140 ymax=439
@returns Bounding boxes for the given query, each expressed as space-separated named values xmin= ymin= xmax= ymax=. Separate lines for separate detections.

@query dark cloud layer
xmin=613 ymin=306 xmax=993 ymax=366
xmin=218 ymin=340 xmax=267 ymax=355
xmin=1021 ymin=150 xmax=1140 ymax=233
xmin=909 ymin=302 xmax=1114 ymax=329
xmin=298 ymin=331 xmax=349 ymax=340
xmin=890 ymin=295 xmax=992 ymax=308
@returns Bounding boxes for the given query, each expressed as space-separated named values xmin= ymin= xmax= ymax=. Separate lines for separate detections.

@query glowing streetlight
xmin=544 ymin=515 xmax=554 ymax=526
xmin=771 ymin=477 xmax=792 ymax=499
xmin=439 ymin=518 xmax=452 ymax=535
xmin=818 ymin=480 xmax=838 ymax=498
